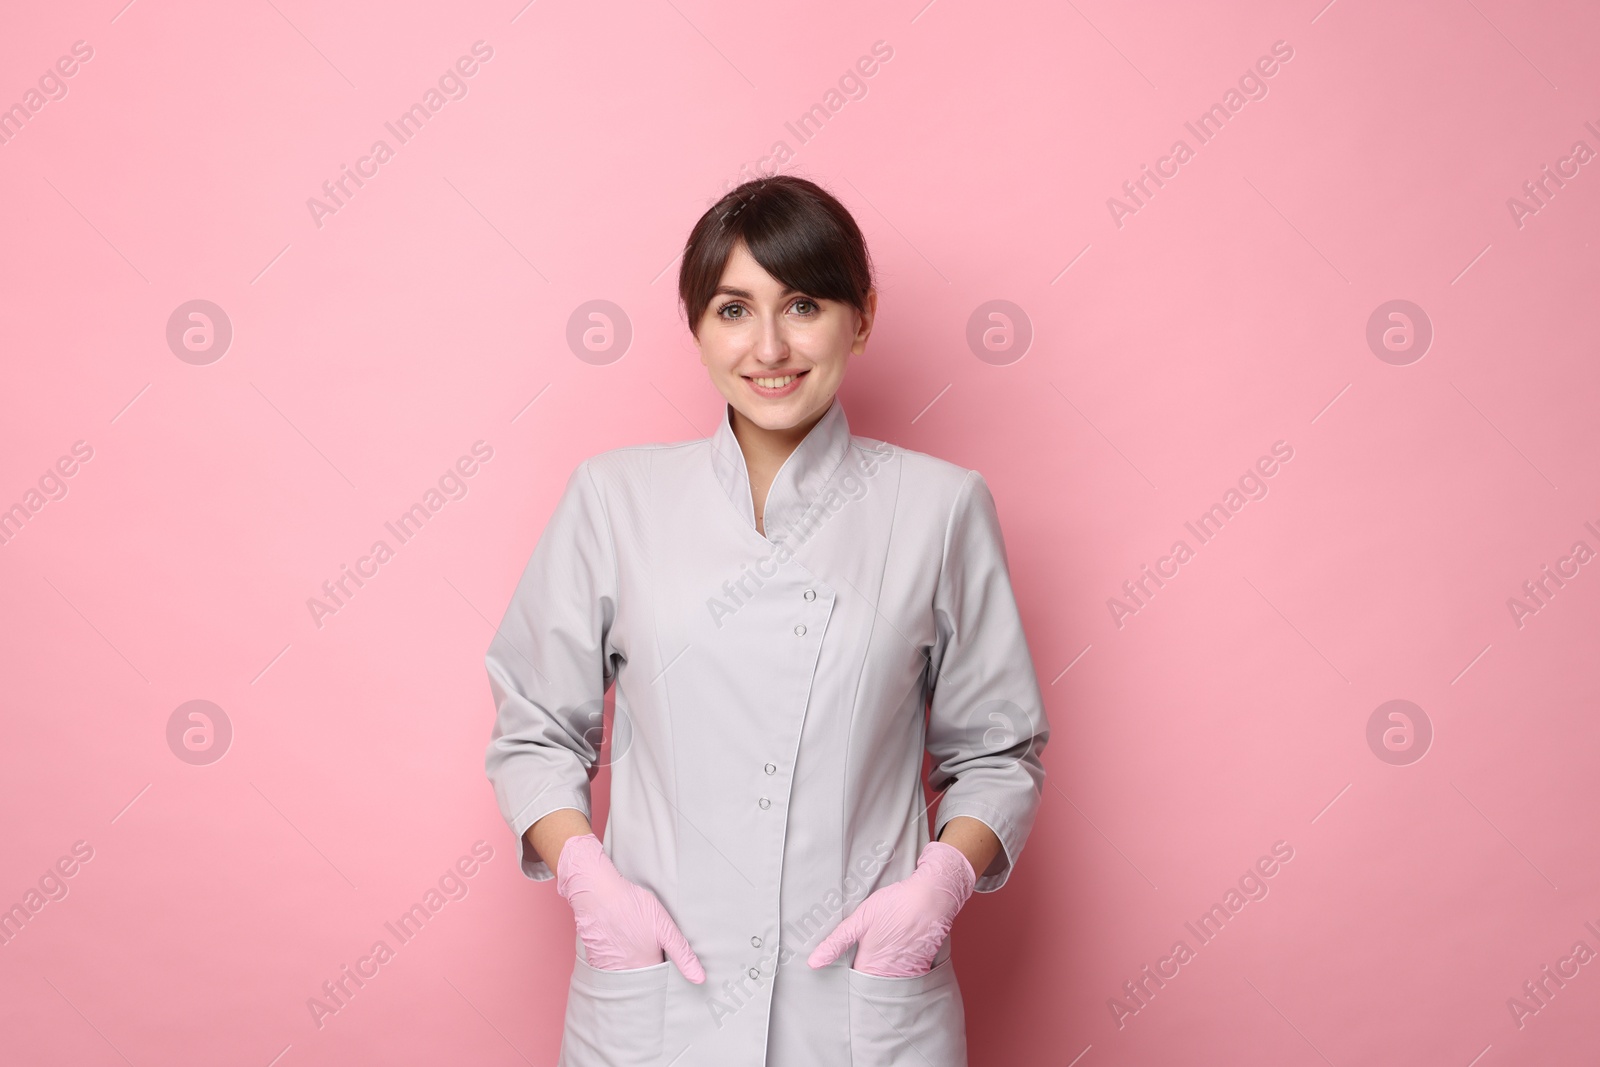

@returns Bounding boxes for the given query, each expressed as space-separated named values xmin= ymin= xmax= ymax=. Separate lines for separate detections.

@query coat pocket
xmin=558 ymin=956 xmax=670 ymax=1067
xmin=846 ymin=954 xmax=968 ymax=1067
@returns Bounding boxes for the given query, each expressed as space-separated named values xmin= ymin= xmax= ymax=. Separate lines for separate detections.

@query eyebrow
xmin=712 ymin=284 xmax=807 ymax=299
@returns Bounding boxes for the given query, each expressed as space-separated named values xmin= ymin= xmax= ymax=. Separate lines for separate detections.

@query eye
xmin=791 ymin=298 xmax=818 ymax=315
xmin=716 ymin=301 xmax=746 ymax=320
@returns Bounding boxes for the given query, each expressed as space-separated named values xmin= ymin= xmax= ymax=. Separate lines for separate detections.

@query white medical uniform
xmin=485 ymin=396 xmax=1049 ymax=1066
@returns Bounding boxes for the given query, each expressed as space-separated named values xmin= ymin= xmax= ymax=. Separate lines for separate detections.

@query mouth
xmin=743 ymin=369 xmax=808 ymax=398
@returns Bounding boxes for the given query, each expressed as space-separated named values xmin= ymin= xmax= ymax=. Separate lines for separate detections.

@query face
xmin=694 ymin=239 xmax=876 ymax=436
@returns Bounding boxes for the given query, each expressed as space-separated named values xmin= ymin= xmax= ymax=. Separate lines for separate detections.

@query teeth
xmin=753 ymin=374 xmax=797 ymax=389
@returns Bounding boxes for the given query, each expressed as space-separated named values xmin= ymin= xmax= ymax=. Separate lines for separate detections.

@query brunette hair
xmin=678 ymin=176 xmax=875 ymax=338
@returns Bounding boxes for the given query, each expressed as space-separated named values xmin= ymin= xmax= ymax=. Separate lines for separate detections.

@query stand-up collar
xmin=709 ymin=396 xmax=853 ymax=544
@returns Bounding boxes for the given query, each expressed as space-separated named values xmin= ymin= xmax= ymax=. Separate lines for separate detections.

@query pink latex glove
xmin=555 ymin=833 xmax=706 ymax=983
xmin=807 ymin=841 xmax=977 ymax=977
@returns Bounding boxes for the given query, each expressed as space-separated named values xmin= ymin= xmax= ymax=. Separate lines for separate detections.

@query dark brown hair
xmin=678 ymin=176 xmax=874 ymax=338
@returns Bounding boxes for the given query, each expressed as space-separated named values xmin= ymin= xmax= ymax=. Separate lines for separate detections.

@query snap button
xmin=748 ymin=967 xmax=760 ymax=979
xmin=764 ymin=763 xmax=777 ymax=775
xmin=751 ymin=935 xmax=762 ymax=948
xmin=794 ymin=624 xmax=806 ymax=636
xmin=803 ymin=589 xmax=816 ymax=601
xmin=758 ymin=797 xmax=771 ymax=809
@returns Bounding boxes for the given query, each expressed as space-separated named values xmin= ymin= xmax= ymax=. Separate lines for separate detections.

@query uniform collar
xmin=709 ymin=396 xmax=853 ymax=543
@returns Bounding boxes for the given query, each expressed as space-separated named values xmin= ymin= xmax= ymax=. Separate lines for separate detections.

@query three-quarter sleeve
xmin=484 ymin=458 xmax=620 ymax=881
xmin=925 ymin=470 xmax=1050 ymax=893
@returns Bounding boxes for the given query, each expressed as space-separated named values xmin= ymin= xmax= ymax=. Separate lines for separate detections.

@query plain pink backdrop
xmin=2 ymin=1 xmax=1598 ymax=1064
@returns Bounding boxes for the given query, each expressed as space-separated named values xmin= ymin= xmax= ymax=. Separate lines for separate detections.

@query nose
xmin=754 ymin=311 xmax=789 ymax=366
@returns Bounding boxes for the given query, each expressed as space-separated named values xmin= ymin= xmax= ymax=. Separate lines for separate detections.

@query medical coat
xmin=485 ymin=396 xmax=1049 ymax=1066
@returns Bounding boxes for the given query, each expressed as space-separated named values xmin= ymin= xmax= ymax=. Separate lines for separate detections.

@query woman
xmin=485 ymin=175 xmax=1049 ymax=1067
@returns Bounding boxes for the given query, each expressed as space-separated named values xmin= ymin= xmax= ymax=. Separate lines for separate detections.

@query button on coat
xmin=485 ymin=397 xmax=1049 ymax=1066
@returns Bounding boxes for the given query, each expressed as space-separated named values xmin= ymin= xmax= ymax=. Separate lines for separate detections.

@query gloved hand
xmin=555 ymin=833 xmax=706 ymax=983
xmin=806 ymin=841 xmax=977 ymax=977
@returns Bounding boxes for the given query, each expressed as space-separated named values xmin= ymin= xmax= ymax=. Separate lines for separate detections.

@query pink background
xmin=3 ymin=0 xmax=1598 ymax=1063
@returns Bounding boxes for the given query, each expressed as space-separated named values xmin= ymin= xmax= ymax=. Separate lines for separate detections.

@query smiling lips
xmin=744 ymin=369 xmax=808 ymax=397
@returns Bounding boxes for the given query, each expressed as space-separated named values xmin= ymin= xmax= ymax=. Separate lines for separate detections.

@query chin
xmin=726 ymin=391 xmax=823 ymax=432
xmin=733 ymin=403 xmax=804 ymax=431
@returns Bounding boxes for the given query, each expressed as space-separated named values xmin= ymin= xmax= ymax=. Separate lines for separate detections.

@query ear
xmin=850 ymin=288 xmax=879 ymax=356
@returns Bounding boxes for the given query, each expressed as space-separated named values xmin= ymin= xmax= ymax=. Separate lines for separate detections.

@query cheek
xmin=795 ymin=317 xmax=855 ymax=360
xmin=698 ymin=335 xmax=739 ymax=368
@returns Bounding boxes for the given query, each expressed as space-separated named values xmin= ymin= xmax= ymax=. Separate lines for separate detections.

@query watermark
xmin=1506 ymin=121 xmax=1599 ymax=230
xmin=307 ymin=840 xmax=494 ymax=1028
xmin=705 ymin=439 xmax=894 ymax=629
xmin=1107 ymin=840 xmax=1295 ymax=1028
xmin=306 ymin=441 xmax=494 ymax=629
xmin=572 ymin=696 xmax=635 ymax=769
xmin=1365 ymin=699 xmax=1431 ymax=766
xmin=306 ymin=41 xmax=495 ymax=229
xmin=950 ymin=698 xmax=1042 ymax=764
xmin=716 ymin=41 xmax=895 ymax=194
xmin=1365 ymin=299 xmax=1432 ymax=366
xmin=566 ymin=299 xmax=632 ymax=364
xmin=0 ymin=840 xmax=95 ymax=948
xmin=1107 ymin=441 xmax=1294 ymax=628
xmin=166 ymin=299 xmax=233 ymax=364
xmin=166 ymin=699 xmax=233 ymax=765
xmin=0 ymin=40 xmax=94 ymax=148
xmin=1506 ymin=520 xmax=1598 ymax=629
xmin=1506 ymin=920 xmax=1600 ymax=1029
xmin=0 ymin=439 xmax=95 ymax=548
xmin=1107 ymin=40 xmax=1295 ymax=229
xmin=707 ymin=839 xmax=895 ymax=1028
xmin=966 ymin=300 xmax=1032 ymax=366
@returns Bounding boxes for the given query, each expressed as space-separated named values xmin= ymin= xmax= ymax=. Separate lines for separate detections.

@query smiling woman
xmin=485 ymin=174 xmax=1049 ymax=1067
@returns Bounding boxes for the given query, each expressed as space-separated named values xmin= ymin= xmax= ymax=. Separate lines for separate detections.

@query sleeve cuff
xmin=508 ymin=793 xmax=591 ymax=881
xmin=934 ymin=799 xmax=1024 ymax=894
